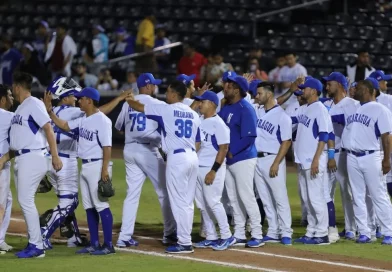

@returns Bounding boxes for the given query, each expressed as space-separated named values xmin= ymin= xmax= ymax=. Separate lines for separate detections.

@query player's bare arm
xmin=195 ymin=142 xmax=201 ymax=152
xmin=311 ymin=141 xmax=326 ymax=178
xmin=270 ymin=140 xmax=291 ymax=178
xmin=381 ymin=132 xmax=391 ymax=175
xmin=190 ymin=82 xmax=211 ymax=110
xmin=327 ymin=138 xmax=337 ymax=173
xmin=276 ymin=76 xmax=305 ymax=105
xmin=42 ymin=122 xmax=63 ymax=172
xmin=125 ymin=93 xmax=145 ymax=113
xmin=101 ymin=146 xmax=111 ymax=182
xmin=99 ymin=90 xmax=132 ymax=115
xmin=43 ymin=91 xmax=71 ymax=132
xmin=205 ymin=143 xmax=229 ymax=185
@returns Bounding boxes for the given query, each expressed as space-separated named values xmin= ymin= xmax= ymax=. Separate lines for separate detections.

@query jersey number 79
xmin=175 ymin=119 xmax=192 ymax=138
xmin=129 ymin=113 xmax=146 ymax=131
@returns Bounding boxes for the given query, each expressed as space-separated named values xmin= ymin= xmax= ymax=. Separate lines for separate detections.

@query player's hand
xmin=43 ymin=91 xmax=53 ymax=113
xmin=119 ymin=90 xmax=133 ymax=100
xmin=197 ymin=82 xmax=211 ymax=95
xmin=242 ymin=73 xmax=254 ymax=83
xmin=205 ymin=170 xmax=216 ymax=185
xmin=327 ymin=159 xmax=337 ymax=173
xmin=52 ymin=155 xmax=63 ymax=172
xmin=101 ymin=168 xmax=110 ymax=182
xmin=227 ymin=152 xmax=233 ymax=159
xmin=310 ymin=159 xmax=319 ymax=179
xmin=269 ymin=162 xmax=279 ymax=178
xmin=125 ymin=92 xmax=135 ymax=102
xmin=382 ymin=158 xmax=391 ymax=175
xmin=289 ymin=75 xmax=305 ymax=92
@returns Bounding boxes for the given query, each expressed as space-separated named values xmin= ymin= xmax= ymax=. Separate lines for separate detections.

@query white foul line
xmin=10 ymin=218 xmax=392 ymax=272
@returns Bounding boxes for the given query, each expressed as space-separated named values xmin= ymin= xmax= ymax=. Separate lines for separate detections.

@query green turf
xmin=4 ymin=158 xmax=392 ymax=269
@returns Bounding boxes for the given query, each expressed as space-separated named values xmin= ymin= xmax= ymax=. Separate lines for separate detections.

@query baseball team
xmin=0 ymin=67 xmax=392 ymax=258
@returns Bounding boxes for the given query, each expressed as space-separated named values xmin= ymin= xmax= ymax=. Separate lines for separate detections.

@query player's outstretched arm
xmin=276 ymin=76 xmax=305 ymax=106
xmin=101 ymin=146 xmax=111 ymax=182
xmin=125 ymin=93 xmax=145 ymax=113
xmin=43 ymin=91 xmax=71 ymax=132
xmin=99 ymin=90 xmax=132 ymax=115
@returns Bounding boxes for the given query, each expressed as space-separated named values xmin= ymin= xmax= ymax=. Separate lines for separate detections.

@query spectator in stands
xmin=135 ymin=13 xmax=157 ymax=73
xmin=92 ymin=25 xmax=109 ymax=63
xmin=199 ymin=53 xmax=214 ymax=86
xmin=45 ymin=23 xmax=77 ymax=79
xmin=243 ymin=47 xmax=275 ymax=74
xmin=246 ymin=57 xmax=268 ymax=81
xmin=120 ymin=71 xmax=139 ymax=95
xmin=177 ymin=42 xmax=207 ymax=87
xmin=346 ymin=50 xmax=375 ymax=84
xmin=109 ymin=27 xmax=135 ymax=59
xmin=207 ymin=51 xmax=234 ymax=86
xmin=0 ymin=36 xmax=22 ymax=85
xmin=269 ymin=55 xmax=286 ymax=93
xmin=154 ymin=24 xmax=171 ymax=70
xmin=32 ymin=20 xmax=52 ymax=62
xmin=19 ymin=43 xmax=50 ymax=85
xmin=73 ymin=63 xmax=98 ymax=88
xmin=96 ymin=68 xmax=119 ymax=91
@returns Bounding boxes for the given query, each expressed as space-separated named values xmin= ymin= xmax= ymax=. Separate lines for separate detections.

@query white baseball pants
xmin=195 ymin=165 xmax=232 ymax=240
xmin=254 ymin=156 xmax=292 ymax=239
xmin=118 ymin=143 xmax=175 ymax=241
xmin=0 ymin=162 xmax=12 ymax=244
xmin=166 ymin=149 xmax=198 ymax=246
xmin=47 ymin=156 xmax=79 ymax=195
xmin=225 ymin=158 xmax=263 ymax=240
xmin=297 ymin=165 xmax=308 ymax=222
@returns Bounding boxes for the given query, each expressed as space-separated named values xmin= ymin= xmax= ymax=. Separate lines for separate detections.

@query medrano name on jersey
xmin=346 ymin=113 xmax=371 ymax=127
xmin=174 ymin=110 xmax=194 ymax=119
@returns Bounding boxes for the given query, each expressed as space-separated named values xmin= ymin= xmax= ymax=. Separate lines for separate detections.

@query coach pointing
xmin=218 ymin=75 xmax=264 ymax=248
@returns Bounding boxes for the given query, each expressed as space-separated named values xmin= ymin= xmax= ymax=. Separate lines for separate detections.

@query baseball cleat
xmin=345 ymin=231 xmax=356 ymax=240
xmin=232 ymin=237 xmax=247 ymax=247
xmin=263 ymin=236 xmax=280 ymax=243
xmin=90 ymin=244 xmax=115 ymax=255
xmin=16 ymin=244 xmax=45 ymax=258
xmin=43 ymin=239 xmax=53 ymax=250
xmin=294 ymin=236 xmax=312 ymax=243
xmin=76 ymin=245 xmax=101 ymax=254
xmin=116 ymin=238 xmax=139 ymax=247
xmin=67 ymin=234 xmax=90 ymax=248
xmin=212 ymin=236 xmax=236 ymax=251
xmin=339 ymin=229 xmax=346 ymax=237
xmin=328 ymin=227 xmax=340 ymax=243
xmin=356 ymin=235 xmax=371 ymax=244
xmin=193 ymin=239 xmax=219 ymax=249
xmin=162 ymin=232 xmax=178 ymax=245
xmin=0 ymin=242 xmax=13 ymax=252
xmin=246 ymin=238 xmax=265 ymax=248
xmin=303 ymin=236 xmax=330 ymax=245
xmin=381 ymin=236 xmax=392 ymax=245
xmin=165 ymin=244 xmax=194 ymax=254
xmin=281 ymin=237 xmax=292 ymax=246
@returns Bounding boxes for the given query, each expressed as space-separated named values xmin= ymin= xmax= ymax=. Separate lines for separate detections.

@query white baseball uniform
xmin=0 ymin=108 xmax=13 ymax=246
xmin=291 ymin=101 xmax=330 ymax=238
xmin=10 ymin=96 xmax=52 ymax=250
xmin=182 ymin=98 xmax=194 ymax=107
xmin=254 ymin=104 xmax=293 ymax=239
xmin=195 ymin=115 xmax=231 ymax=241
xmin=144 ymin=102 xmax=200 ymax=246
xmin=216 ymin=91 xmax=224 ymax=113
xmin=342 ymin=101 xmax=392 ymax=238
xmin=115 ymin=95 xmax=175 ymax=242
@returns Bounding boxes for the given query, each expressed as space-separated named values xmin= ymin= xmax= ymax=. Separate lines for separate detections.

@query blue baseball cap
xmin=369 ymin=70 xmax=392 ymax=82
xmin=116 ymin=27 xmax=127 ymax=35
xmin=350 ymin=82 xmax=357 ymax=88
xmin=74 ymin=87 xmax=100 ymax=102
xmin=176 ymin=74 xmax=196 ymax=86
xmin=137 ymin=73 xmax=162 ymax=88
xmin=365 ymin=77 xmax=379 ymax=90
xmin=298 ymin=78 xmax=323 ymax=93
xmin=249 ymin=80 xmax=262 ymax=96
xmin=227 ymin=75 xmax=249 ymax=93
xmin=294 ymin=90 xmax=303 ymax=96
xmin=322 ymin=72 xmax=348 ymax=90
xmin=222 ymin=71 xmax=237 ymax=82
xmin=194 ymin=90 xmax=219 ymax=106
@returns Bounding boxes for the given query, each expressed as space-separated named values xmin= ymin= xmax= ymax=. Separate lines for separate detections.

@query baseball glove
xmin=36 ymin=176 xmax=53 ymax=193
xmin=98 ymin=179 xmax=115 ymax=202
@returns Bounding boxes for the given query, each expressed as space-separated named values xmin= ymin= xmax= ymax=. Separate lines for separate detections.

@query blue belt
xmin=347 ymin=150 xmax=375 ymax=157
xmin=257 ymin=152 xmax=275 ymax=158
xmin=81 ymin=158 xmax=102 ymax=164
xmin=57 ymin=193 xmax=78 ymax=199
xmin=15 ymin=148 xmax=46 ymax=157
xmin=49 ymin=152 xmax=70 ymax=158
xmin=173 ymin=148 xmax=195 ymax=154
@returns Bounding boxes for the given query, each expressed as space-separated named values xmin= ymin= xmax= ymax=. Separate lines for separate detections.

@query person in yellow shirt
xmin=135 ymin=14 xmax=157 ymax=73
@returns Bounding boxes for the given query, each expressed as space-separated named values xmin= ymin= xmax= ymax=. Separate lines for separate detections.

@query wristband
xmin=328 ymin=149 xmax=335 ymax=160
xmin=211 ymin=162 xmax=221 ymax=172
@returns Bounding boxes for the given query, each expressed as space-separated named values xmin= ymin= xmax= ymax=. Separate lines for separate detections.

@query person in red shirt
xmin=177 ymin=43 xmax=207 ymax=87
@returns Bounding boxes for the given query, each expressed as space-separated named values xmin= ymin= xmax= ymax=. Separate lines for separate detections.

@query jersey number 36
xmin=175 ymin=119 xmax=192 ymax=138
xmin=129 ymin=113 xmax=146 ymax=131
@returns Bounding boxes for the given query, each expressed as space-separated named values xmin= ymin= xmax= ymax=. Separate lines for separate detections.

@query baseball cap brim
xmin=294 ymin=90 xmax=303 ymax=96
xmin=382 ymin=75 xmax=392 ymax=81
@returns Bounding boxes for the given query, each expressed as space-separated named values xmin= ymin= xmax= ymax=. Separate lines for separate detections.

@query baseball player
xmin=177 ymin=74 xmax=195 ymax=106
xmin=253 ymin=82 xmax=293 ymax=245
xmin=322 ymin=72 xmax=357 ymax=241
xmin=291 ymin=78 xmax=331 ymax=245
xmin=6 ymin=72 xmax=63 ymax=258
xmin=115 ymin=73 xmax=176 ymax=247
xmin=0 ymin=85 xmax=14 ymax=254
xmin=218 ymin=75 xmax=264 ymax=248
xmin=44 ymin=87 xmax=116 ymax=255
xmin=341 ymin=79 xmax=392 ymax=245
xmin=192 ymin=91 xmax=235 ymax=251
xmin=125 ymin=80 xmax=200 ymax=254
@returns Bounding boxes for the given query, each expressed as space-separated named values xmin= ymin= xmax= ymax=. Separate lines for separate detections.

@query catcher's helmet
xmin=47 ymin=77 xmax=82 ymax=99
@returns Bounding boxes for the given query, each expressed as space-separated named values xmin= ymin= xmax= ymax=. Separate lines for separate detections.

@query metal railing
xmin=252 ymin=0 xmax=331 ymax=39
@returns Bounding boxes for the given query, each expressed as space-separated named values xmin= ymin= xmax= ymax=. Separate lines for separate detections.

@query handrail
xmin=252 ymin=0 xmax=331 ymax=39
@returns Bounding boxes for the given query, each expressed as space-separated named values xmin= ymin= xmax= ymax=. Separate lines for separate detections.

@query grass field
xmin=1 ymin=158 xmax=392 ymax=271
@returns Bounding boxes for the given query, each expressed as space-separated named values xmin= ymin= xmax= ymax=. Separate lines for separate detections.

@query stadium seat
xmin=324 ymin=53 xmax=341 ymax=66
xmin=314 ymin=38 xmax=332 ymax=51
xmin=307 ymin=53 xmax=324 ymax=66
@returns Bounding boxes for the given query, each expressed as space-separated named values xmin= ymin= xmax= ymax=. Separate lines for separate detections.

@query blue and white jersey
xmin=291 ymin=101 xmax=330 ymax=169
xmin=10 ymin=96 xmax=50 ymax=151
xmin=196 ymin=115 xmax=230 ymax=167
xmin=376 ymin=92 xmax=392 ymax=112
xmin=51 ymin=105 xmax=84 ymax=157
xmin=68 ymin=111 xmax=112 ymax=160
xmin=115 ymin=94 xmax=165 ymax=147
xmin=0 ymin=109 xmax=14 ymax=156
xmin=342 ymin=101 xmax=392 ymax=152
xmin=255 ymin=104 xmax=292 ymax=154
xmin=144 ymin=102 xmax=200 ymax=154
